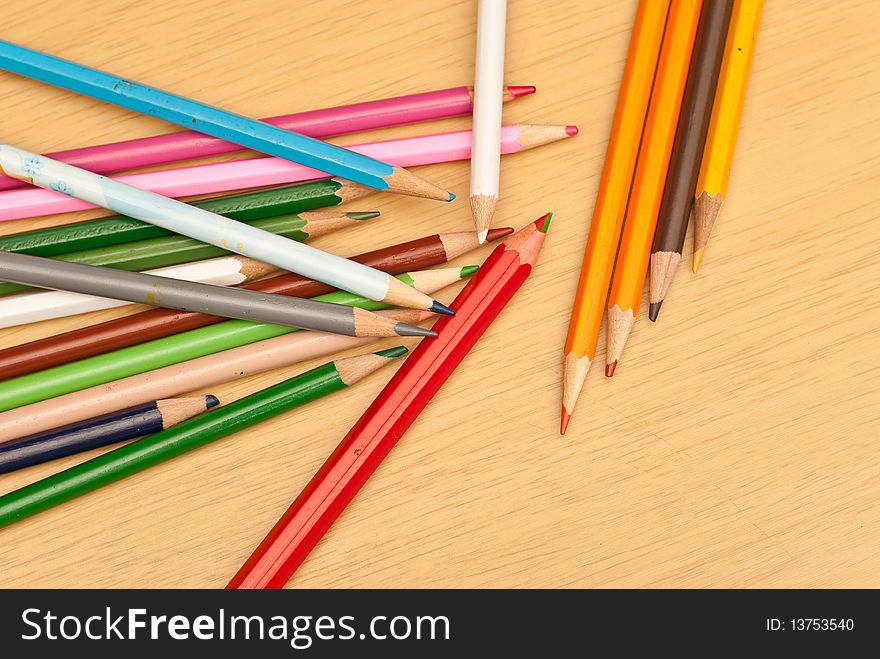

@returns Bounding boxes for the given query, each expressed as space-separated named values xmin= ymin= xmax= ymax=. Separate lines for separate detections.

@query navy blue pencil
xmin=0 ymin=395 xmax=218 ymax=474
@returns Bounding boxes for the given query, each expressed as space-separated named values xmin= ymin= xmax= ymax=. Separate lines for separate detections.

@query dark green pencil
xmin=0 ymin=178 xmax=371 ymax=258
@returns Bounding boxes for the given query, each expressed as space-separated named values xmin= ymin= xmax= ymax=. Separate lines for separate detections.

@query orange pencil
xmin=561 ymin=0 xmax=670 ymax=435
xmin=605 ymin=0 xmax=702 ymax=377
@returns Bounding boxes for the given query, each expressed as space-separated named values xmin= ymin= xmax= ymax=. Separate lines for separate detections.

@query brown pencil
xmin=0 ymin=228 xmax=512 ymax=380
xmin=649 ymin=0 xmax=734 ymax=321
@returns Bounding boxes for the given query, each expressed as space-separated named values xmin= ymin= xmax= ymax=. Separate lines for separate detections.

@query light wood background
xmin=0 ymin=0 xmax=878 ymax=588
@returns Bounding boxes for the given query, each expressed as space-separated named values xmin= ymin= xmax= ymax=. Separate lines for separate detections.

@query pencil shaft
xmin=0 ymin=352 xmax=402 ymax=529
xmin=0 ymin=230 xmax=509 ymax=379
xmin=0 ymin=251 xmax=370 ymax=335
xmin=652 ymin=0 xmax=732 ymax=255
xmin=0 ymin=255 xmax=274 ymax=328
xmin=0 ymin=210 xmax=372 ymax=297
xmin=0 ymin=267 xmax=467 ymax=418
xmin=470 ymin=0 xmax=507 ymax=238
xmin=228 ymin=216 xmax=549 ymax=589
xmin=0 ymin=396 xmax=216 ymax=474
xmin=0 ymin=312 xmax=423 ymax=444
xmin=0 ymin=144 xmax=400 ymax=306
xmin=0 ymin=40 xmax=422 ymax=193
xmin=0 ymin=124 xmax=573 ymax=221
xmin=0 ymin=86 xmax=518 ymax=191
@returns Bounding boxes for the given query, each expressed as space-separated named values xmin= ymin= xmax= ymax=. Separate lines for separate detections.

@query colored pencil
xmin=0 ymin=85 xmax=535 ymax=192
xmin=470 ymin=0 xmax=508 ymax=243
xmin=0 ymin=144 xmax=451 ymax=315
xmin=0 ymin=210 xmax=378 ymax=297
xmin=0 ymin=396 xmax=219 ymax=475
xmin=0 ymin=349 xmax=406 ymax=529
xmin=0 ymin=267 xmax=473 ymax=434
xmin=0 ymin=180 xmax=372 ymax=257
xmin=0 ymin=310 xmax=429 ymax=445
xmin=228 ymin=215 xmax=550 ymax=589
xmin=693 ymin=0 xmax=763 ymax=272
xmin=0 ymin=255 xmax=278 ymax=328
xmin=648 ymin=0 xmax=733 ymax=321
xmin=0 ymin=41 xmax=452 ymax=201
xmin=0 ymin=125 xmax=577 ymax=221
xmin=0 ymin=251 xmax=433 ymax=339
xmin=605 ymin=0 xmax=702 ymax=377
xmin=0 ymin=228 xmax=509 ymax=379
xmin=560 ymin=0 xmax=670 ymax=435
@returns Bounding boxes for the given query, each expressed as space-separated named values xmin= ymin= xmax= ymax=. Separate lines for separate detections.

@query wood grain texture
xmin=0 ymin=0 xmax=878 ymax=588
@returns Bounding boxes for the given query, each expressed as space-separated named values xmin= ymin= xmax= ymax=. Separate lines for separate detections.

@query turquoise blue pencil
xmin=0 ymin=40 xmax=452 ymax=201
xmin=0 ymin=143 xmax=454 ymax=315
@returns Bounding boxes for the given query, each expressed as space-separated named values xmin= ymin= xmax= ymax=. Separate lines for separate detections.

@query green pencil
xmin=0 ymin=266 xmax=475 ymax=412
xmin=0 ymin=178 xmax=371 ymax=258
xmin=0 ymin=210 xmax=379 ymax=296
xmin=0 ymin=348 xmax=406 ymax=529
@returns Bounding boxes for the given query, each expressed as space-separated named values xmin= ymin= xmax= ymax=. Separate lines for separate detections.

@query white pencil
xmin=0 ymin=255 xmax=276 ymax=329
xmin=470 ymin=0 xmax=508 ymax=243
xmin=0 ymin=143 xmax=454 ymax=315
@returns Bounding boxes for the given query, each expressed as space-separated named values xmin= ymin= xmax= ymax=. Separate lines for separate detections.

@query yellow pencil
xmin=692 ymin=0 xmax=764 ymax=272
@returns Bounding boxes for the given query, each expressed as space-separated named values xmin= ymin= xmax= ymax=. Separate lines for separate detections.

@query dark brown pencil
xmin=648 ymin=0 xmax=734 ymax=321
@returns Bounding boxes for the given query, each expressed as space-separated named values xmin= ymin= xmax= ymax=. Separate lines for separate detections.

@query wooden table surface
xmin=1 ymin=0 xmax=878 ymax=588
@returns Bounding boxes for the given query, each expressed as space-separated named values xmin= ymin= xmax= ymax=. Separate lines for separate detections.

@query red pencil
xmin=227 ymin=214 xmax=552 ymax=589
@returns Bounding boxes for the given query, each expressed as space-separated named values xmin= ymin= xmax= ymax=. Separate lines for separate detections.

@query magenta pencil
xmin=0 ymin=124 xmax=574 ymax=221
xmin=0 ymin=85 xmax=535 ymax=193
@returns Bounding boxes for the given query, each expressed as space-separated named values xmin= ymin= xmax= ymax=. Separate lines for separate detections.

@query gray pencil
xmin=0 ymin=251 xmax=436 ymax=339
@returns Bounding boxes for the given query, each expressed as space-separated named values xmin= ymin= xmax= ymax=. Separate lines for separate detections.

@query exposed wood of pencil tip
xmin=504 ymin=214 xmax=552 ymax=266
xmin=351 ymin=307 xmax=405 ymax=337
xmin=438 ymin=227 xmax=513 ymax=260
xmin=237 ymin=257 xmax=280 ymax=280
xmin=335 ymin=351 xmax=402 ymax=386
xmin=332 ymin=179 xmax=375 ymax=204
xmin=383 ymin=167 xmax=453 ymax=202
xmin=468 ymin=85 xmax=537 ymax=102
xmin=381 ymin=274 xmax=444 ymax=311
xmin=407 ymin=267 xmax=469 ymax=293
xmin=561 ymin=352 xmax=591 ymax=435
xmin=374 ymin=309 xmax=435 ymax=324
xmin=693 ymin=191 xmax=724 ymax=271
xmin=605 ymin=304 xmax=636 ymax=372
xmin=155 ymin=396 xmax=217 ymax=427
xmin=297 ymin=209 xmax=379 ymax=236
xmin=469 ymin=193 xmax=498 ymax=244
xmin=516 ymin=124 xmax=579 ymax=150
xmin=649 ymin=250 xmax=682 ymax=305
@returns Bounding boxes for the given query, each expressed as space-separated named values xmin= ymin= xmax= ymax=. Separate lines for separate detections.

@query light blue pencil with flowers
xmin=0 ymin=144 xmax=453 ymax=315
xmin=0 ymin=40 xmax=452 ymax=202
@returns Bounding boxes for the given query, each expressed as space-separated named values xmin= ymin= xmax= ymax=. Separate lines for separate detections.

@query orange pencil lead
xmin=560 ymin=407 xmax=572 ymax=436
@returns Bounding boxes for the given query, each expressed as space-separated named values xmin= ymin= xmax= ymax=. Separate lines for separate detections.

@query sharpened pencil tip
xmin=477 ymin=229 xmax=488 ymax=244
xmin=375 ymin=346 xmax=408 ymax=359
xmin=205 ymin=395 xmax=220 ymax=409
xmin=507 ymin=85 xmax=537 ymax=98
xmin=447 ymin=192 xmax=457 ymax=202
xmin=538 ymin=212 xmax=553 ymax=233
xmin=394 ymin=323 xmax=437 ymax=338
xmin=605 ymin=361 xmax=617 ymax=377
xmin=460 ymin=265 xmax=479 ymax=278
xmin=346 ymin=211 xmax=381 ymax=221
xmin=565 ymin=125 xmax=579 ymax=136
xmin=487 ymin=227 xmax=515 ymax=241
xmin=692 ymin=249 xmax=704 ymax=273
xmin=430 ymin=300 xmax=455 ymax=316
xmin=560 ymin=407 xmax=571 ymax=436
xmin=648 ymin=301 xmax=662 ymax=322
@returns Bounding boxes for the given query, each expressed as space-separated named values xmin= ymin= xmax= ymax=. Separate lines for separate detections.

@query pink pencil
xmin=0 ymin=85 xmax=535 ymax=193
xmin=0 ymin=124 xmax=576 ymax=221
